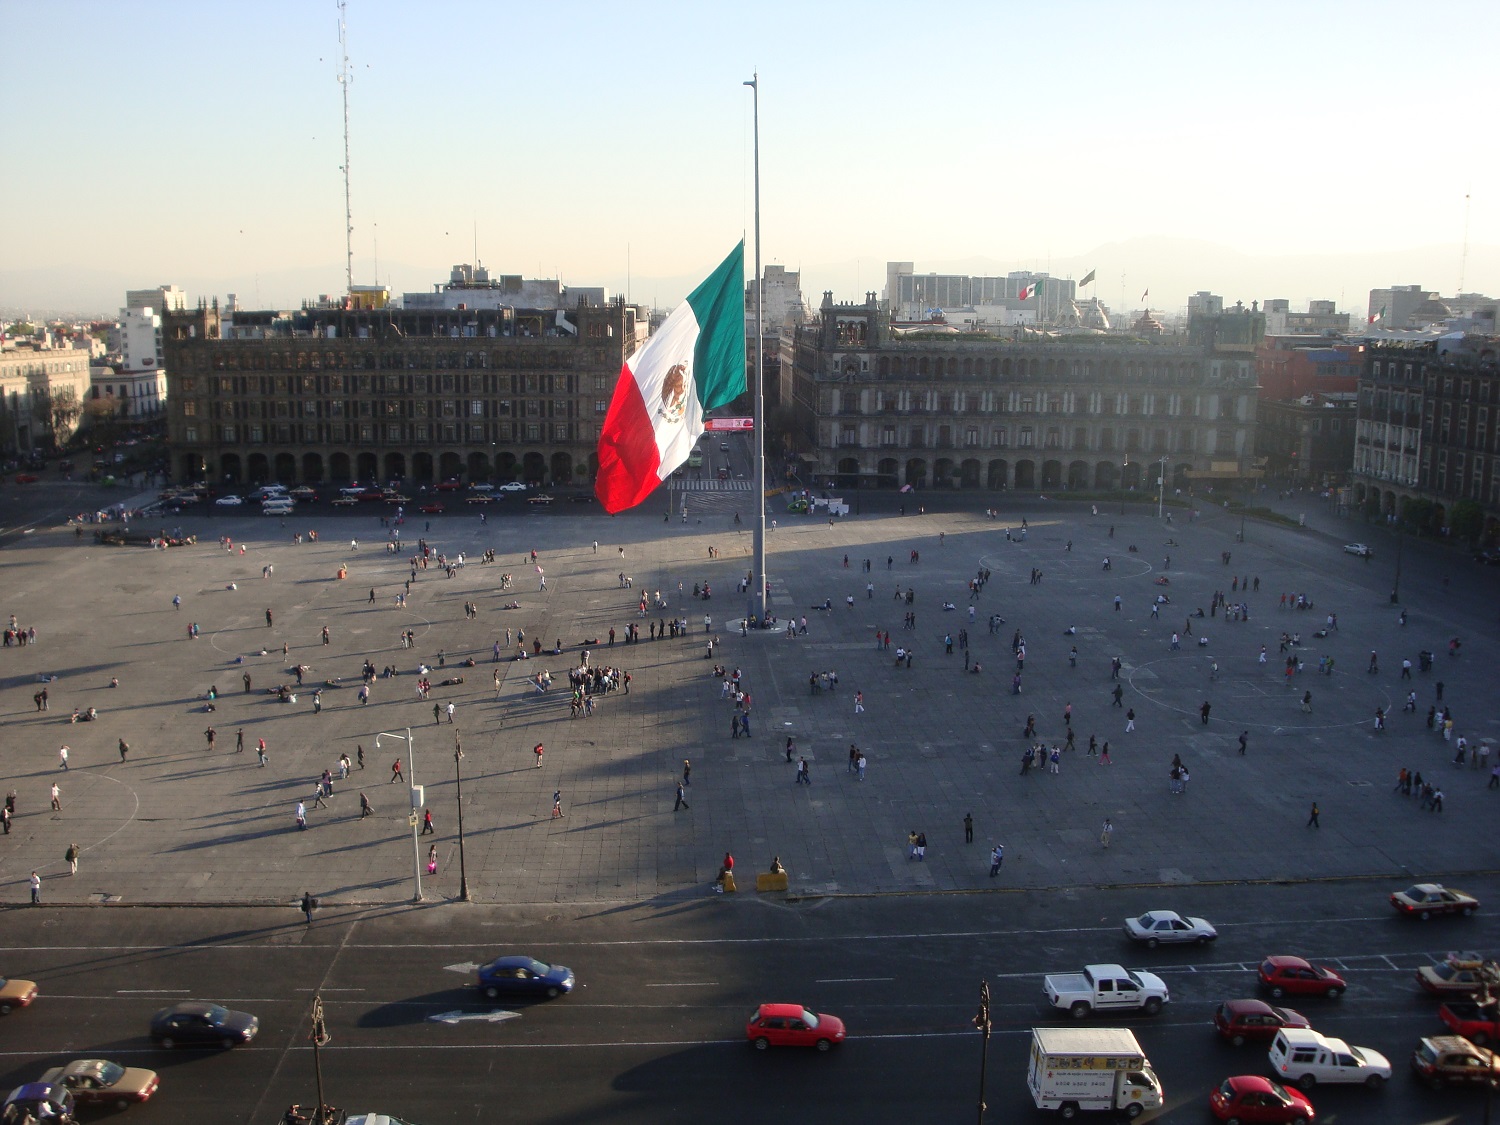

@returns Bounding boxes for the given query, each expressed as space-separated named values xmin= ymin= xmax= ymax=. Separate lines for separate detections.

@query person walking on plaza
xmin=58 ymin=745 xmax=68 ymax=770
xmin=433 ymin=702 xmax=441 ymax=725
xmin=1238 ymin=731 xmax=1248 ymax=755
xmin=204 ymin=726 xmax=216 ymax=751
xmin=682 ymin=760 xmax=691 ymax=787
xmin=856 ymin=752 xmax=866 ymax=781
xmin=445 ymin=701 xmax=455 ymax=724
xmin=1306 ymin=802 xmax=1320 ymax=828
xmin=30 ymin=871 xmax=41 ymax=905
xmin=300 ymin=891 xmax=315 ymax=926
xmin=674 ymin=781 xmax=689 ymax=811
xmin=1125 ymin=708 xmax=1136 ymax=733
xmin=533 ymin=743 xmax=544 ymax=768
xmin=65 ymin=842 xmax=79 ymax=875
xmin=295 ymin=801 xmax=307 ymax=829
xmin=989 ymin=844 xmax=1004 ymax=877
xmin=964 ymin=812 xmax=974 ymax=844
xmin=795 ymin=757 xmax=810 ymax=785
xmin=359 ymin=792 xmax=372 ymax=819
xmin=391 ymin=758 xmax=404 ymax=783
xmin=50 ymin=783 xmax=62 ymax=811
xmin=552 ymin=790 xmax=563 ymax=819
xmin=1199 ymin=701 xmax=1211 ymax=725
xmin=1100 ymin=818 xmax=1113 ymax=848
xmin=421 ymin=808 xmax=434 ymax=835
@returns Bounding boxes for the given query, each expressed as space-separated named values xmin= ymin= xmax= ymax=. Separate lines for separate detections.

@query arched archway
xmin=1013 ymin=459 xmax=1035 ymax=489
xmin=468 ymin=452 xmax=490 ymax=481
xmin=586 ymin=451 xmax=599 ymax=483
xmin=412 ymin=452 xmax=433 ymax=482
xmin=1171 ymin=463 xmax=1192 ymax=492
xmin=497 ymin=452 xmax=518 ymax=481
xmin=178 ymin=452 xmax=204 ymax=484
xmin=960 ymin=458 xmax=980 ymax=489
xmin=836 ymin=457 xmax=860 ymax=490
xmin=1068 ymin=460 xmax=1089 ymax=489
xmin=247 ymin=452 xmax=269 ymax=483
xmin=1095 ymin=462 xmax=1118 ymax=490
xmin=904 ymin=458 xmax=928 ymax=488
xmin=877 ymin=457 xmax=899 ymax=488
xmin=1041 ymin=460 xmax=1062 ymax=488
xmin=329 ymin=452 xmax=351 ymax=481
xmin=274 ymin=452 xmax=296 ymax=482
xmin=987 ymin=459 xmax=1008 ymax=490
xmin=439 ymin=452 xmax=463 ymax=481
xmin=523 ymin=451 xmax=546 ymax=484
xmin=550 ymin=452 xmax=573 ymax=486
xmin=355 ymin=452 xmax=377 ymax=482
xmin=934 ymin=457 xmax=956 ymax=488
xmin=302 ymin=453 xmax=324 ymax=483
xmin=384 ymin=452 xmax=406 ymax=484
xmin=1122 ymin=462 xmax=1143 ymax=490
xmin=219 ymin=453 xmax=241 ymax=484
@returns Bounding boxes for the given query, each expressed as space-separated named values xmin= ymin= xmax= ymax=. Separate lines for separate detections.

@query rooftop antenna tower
xmin=1457 ymin=190 xmax=1472 ymax=298
xmin=337 ymin=0 xmax=354 ymax=293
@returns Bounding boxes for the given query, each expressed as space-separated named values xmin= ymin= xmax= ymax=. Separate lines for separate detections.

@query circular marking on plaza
xmin=1126 ymin=657 xmax=1397 ymax=731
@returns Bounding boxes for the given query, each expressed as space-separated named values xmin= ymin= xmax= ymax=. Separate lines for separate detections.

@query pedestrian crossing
xmin=669 ymin=479 xmax=757 ymax=492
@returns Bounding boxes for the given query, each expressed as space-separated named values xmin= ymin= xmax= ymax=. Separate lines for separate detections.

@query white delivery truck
xmin=1027 ymin=1027 xmax=1163 ymax=1119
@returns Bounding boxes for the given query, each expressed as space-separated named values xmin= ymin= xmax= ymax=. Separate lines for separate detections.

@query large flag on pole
xmin=1079 ymin=268 xmax=1096 ymax=287
xmin=1018 ymin=279 xmax=1041 ymax=301
xmin=595 ymin=243 xmax=746 ymax=514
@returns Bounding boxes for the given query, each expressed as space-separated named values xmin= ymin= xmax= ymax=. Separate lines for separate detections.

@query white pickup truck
xmin=1044 ymin=964 xmax=1169 ymax=1019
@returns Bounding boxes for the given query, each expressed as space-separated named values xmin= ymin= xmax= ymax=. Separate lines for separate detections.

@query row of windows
xmin=829 ymin=390 xmax=1237 ymax=419
xmin=834 ymin=424 xmax=1210 ymax=454
xmin=855 ymin=355 xmax=1215 ymax=382
xmin=181 ymin=398 xmax=598 ymax=421
xmin=191 ymin=346 xmax=606 ymax=374
xmin=181 ymin=421 xmax=599 ymax=446
xmin=178 ymin=372 xmax=614 ymax=396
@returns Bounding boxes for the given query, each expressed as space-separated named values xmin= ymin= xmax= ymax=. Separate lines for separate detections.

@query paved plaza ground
xmin=1 ymin=481 xmax=1496 ymax=907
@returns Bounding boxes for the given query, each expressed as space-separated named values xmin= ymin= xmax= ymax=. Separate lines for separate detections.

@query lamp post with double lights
xmin=1157 ymin=454 xmax=1167 ymax=520
xmin=1120 ymin=459 xmax=1129 ymax=514
xmin=453 ymin=730 xmax=470 ymax=902
xmin=973 ymin=979 xmax=992 ymax=1123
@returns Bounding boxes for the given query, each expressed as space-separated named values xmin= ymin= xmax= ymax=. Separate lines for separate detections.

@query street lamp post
xmin=1120 ymin=460 xmax=1128 ymax=515
xmin=1157 ymin=455 xmax=1167 ymax=520
xmin=307 ymin=994 xmax=333 ymax=1125
xmin=453 ymin=730 xmax=470 ymax=902
xmin=973 ymin=979 xmax=992 ymax=1124
xmin=374 ymin=727 xmax=422 ymax=902
xmin=1391 ymin=522 xmax=1404 ymax=604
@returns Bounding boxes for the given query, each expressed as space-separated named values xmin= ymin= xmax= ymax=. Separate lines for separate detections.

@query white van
xmin=262 ymin=499 xmax=295 ymax=515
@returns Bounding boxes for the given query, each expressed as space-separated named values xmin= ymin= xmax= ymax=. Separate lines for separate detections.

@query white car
xmin=469 ymin=482 xmax=494 ymax=492
xmin=1343 ymin=543 xmax=1373 ymax=557
xmin=1122 ymin=910 xmax=1218 ymax=947
xmin=214 ymin=495 xmax=244 ymax=507
xmin=1269 ymin=1027 xmax=1391 ymax=1088
xmin=498 ymin=481 xmax=528 ymax=492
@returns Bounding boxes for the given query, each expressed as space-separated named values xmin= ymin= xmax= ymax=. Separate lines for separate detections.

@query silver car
xmin=1123 ymin=909 xmax=1218 ymax=947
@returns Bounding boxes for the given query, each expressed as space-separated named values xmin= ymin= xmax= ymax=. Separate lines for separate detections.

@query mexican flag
xmin=1018 ymin=280 xmax=1040 ymax=301
xmin=595 ymin=243 xmax=746 ymax=514
xmin=1369 ymin=306 xmax=1386 ymax=324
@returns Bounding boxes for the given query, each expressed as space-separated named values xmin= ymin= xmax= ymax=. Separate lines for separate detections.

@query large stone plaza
xmin=1 ymin=480 xmax=1495 ymax=908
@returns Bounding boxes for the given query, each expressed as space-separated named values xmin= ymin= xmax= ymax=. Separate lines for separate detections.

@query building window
xmin=526 ymin=423 xmax=540 ymax=441
xmin=840 ymin=425 xmax=858 ymax=447
xmin=882 ymin=425 xmax=897 ymax=447
xmin=387 ymin=424 xmax=402 ymax=441
xmin=595 ymin=400 xmax=608 ymax=414
xmin=358 ymin=423 xmax=372 ymax=442
xmin=182 ymin=401 xmax=197 ymax=417
xmin=992 ymin=428 xmax=1006 ymax=447
xmin=304 ymin=401 xmax=318 ymax=416
xmin=1018 ymin=427 xmax=1034 ymax=447
xmin=964 ymin=427 xmax=979 ymax=448
xmin=222 ymin=424 xmax=236 ymax=442
xmin=1045 ymin=428 xmax=1060 ymax=449
xmin=470 ymin=423 xmax=485 ymax=442
xmin=553 ymin=423 xmax=568 ymax=441
xmin=250 ymin=425 xmax=264 ymax=443
xmin=184 ymin=426 xmax=198 ymax=443
xmin=442 ymin=423 xmax=457 ymax=442
xmin=413 ymin=375 xmax=428 ymax=393
xmin=471 ymin=399 xmax=484 ymax=416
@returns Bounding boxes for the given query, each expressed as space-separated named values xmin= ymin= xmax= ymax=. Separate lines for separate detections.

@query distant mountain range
xmin=3 ymin=236 xmax=1495 ymax=322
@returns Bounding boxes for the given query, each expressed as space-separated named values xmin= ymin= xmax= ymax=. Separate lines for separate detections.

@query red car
xmin=418 ymin=502 xmax=445 ymax=514
xmin=1259 ymin=956 xmax=1345 ymax=999
xmin=1210 ymin=1075 xmax=1314 ymax=1122
xmin=746 ymin=1003 xmax=846 ymax=1051
xmin=13 ymin=473 xmax=37 ymax=484
xmin=1213 ymin=998 xmax=1312 ymax=1046
xmin=435 ymin=479 xmax=463 ymax=492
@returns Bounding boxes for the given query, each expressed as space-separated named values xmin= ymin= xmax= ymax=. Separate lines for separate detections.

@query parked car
xmin=745 ymin=1003 xmax=846 ymax=1051
xmin=13 ymin=473 xmax=38 ymax=484
xmin=1343 ymin=543 xmax=1373 ymax=556
xmin=469 ymin=483 xmax=494 ymax=492
xmin=1391 ymin=883 xmax=1480 ymax=919
xmin=1209 ymin=1075 xmax=1314 ymax=1123
xmin=214 ymin=495 xmax=244 ymax=506
xmin=289 ymin=487 xmax=319 ymax=501
xmin=1416 ymin=955 xmax=1500 ymax=997
xmin=1268 ymin=1027 xmax=1390 ymax=1088
xmin=498 ymin=481 xmax=528 ymax=492
xmin=1410 ymin=1035 xmax=1500 ymax=1089
xmin=148 ymin=1001 xmax=258 ymax=1048
xmin=1213 ymin=999 xmax=1311 ymax=1047
xmin=39 ymin=1060 xmax=158 ymax=1110
xmin=1258 ymin=956 xmax=1346 ymax=999
xmin=332 ymin=497 xmax=359 ymax=507
xmin=568 ymin=493 xmax=596 ymax=504
xmin=435 ymin=479 xmax=463 ymax=492
xmin=528 ymin=494 xmax=554 ymax=506
xmin=475 ymin=956 xmax=574 ymax=1000
xmin=1473 ymin=549 xmax=1500 ymax=566
xmin=1123 ymin=910 xmax=1218 ymax=947
xmin=465 ymin=495 xmax=493 ymax=505
xmin=418 ymin=502 xmax=445 ymax=514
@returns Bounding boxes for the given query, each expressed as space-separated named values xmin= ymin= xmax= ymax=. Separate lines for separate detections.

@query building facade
xmin=785 ymin=294 xmax=1259 ymax=493
xmin=885 ymin=262 xmax=1078 ymax=324
xmin=0 ymin=344 xmax=92 ymax=454
xmin=1256 ymin=339 xmax=1363 ymax=401
xmin=1256 ymin=395 xmax=1357 ymax=484
xmin=161 ymin=298 xmax=647 ymax=488
xmin=1351 ymin=339 xmax=1500 ymax=541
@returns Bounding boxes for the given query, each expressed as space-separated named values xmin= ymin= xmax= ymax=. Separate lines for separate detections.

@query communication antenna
xmin=337 ymin=0 xmax=354 ymax=293
xmin=1457 ymin=190 xmax=1472 ymax=298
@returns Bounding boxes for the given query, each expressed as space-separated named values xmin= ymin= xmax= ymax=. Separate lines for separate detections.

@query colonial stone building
xmin=161 ymin=298 xmax=647 ymax=487
xmin=784 ymin=293 xmax=1260 ymax=493
xmin=0 ymin=342 xmax=92 ymax=454
xmin=1352 ymin=338 xmax=1500 ymax=542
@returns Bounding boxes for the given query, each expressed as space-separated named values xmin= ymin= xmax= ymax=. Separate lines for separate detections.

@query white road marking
xmin=644 ymin=982 xmax=719 ymax=988
xmin=427 ymin=1009 xmax=519 ymax=1025
xmin=444 ymin=961 xmax=482 ymax=974
xmin=816 ymin=977 xmax=895 ymax=984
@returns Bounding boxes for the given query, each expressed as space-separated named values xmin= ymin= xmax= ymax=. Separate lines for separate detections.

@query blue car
xmin=3 ymin=1082 xmax=77 ymax=1124
xmin=476 ymin=956 xmax=575 ymax=1000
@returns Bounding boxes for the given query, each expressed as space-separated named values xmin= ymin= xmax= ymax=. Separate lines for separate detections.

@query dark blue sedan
xmin=476 ymin=956 xmax=575 ymax=1000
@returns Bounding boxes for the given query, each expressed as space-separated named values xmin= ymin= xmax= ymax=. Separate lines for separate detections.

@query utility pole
xmin=308 ymin=994 xmax=333 ymax=1125
xmin=744 ymin=73 xmax=767 ymax=624
xmin=336 ymin=0 xmax=354 ymax=294
xmin=973 ymin=979 xmax=992 ymax=1124
xmin=453 ymin=730 xmax=470 ymax=902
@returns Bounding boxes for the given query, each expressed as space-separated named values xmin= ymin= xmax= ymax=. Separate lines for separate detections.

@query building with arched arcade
xmin=161 ymin=297 xmax=647 ymax=489
xmin=783 ymin=293 xmax=1261 ymax=495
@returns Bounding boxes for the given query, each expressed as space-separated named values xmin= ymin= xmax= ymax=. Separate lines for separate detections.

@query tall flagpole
xmin=745 ymin=73 xmax=767 ymax=623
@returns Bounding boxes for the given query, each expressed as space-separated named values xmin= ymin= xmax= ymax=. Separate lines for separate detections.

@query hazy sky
xmin=4 ymin=0 xmax=1496 ymax=315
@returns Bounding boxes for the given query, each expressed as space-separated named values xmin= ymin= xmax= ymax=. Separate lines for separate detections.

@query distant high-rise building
xmin=884 ymin=261 xmax=1077 ymax=324
xmin=98 ymin=300 xmax=169 ymax=418
xmin=1262 ymin=298 xmax=1350 ymax=336
xmin=126 ymin=285 xmax=187 ymax=314
xmin=1367 ymin=285 xmax=1432 ymax=329
xmin=1187 ymin=292 xmax=1224 ymax=317
xmin=746 ymin=265 xmax=805 ymax=410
